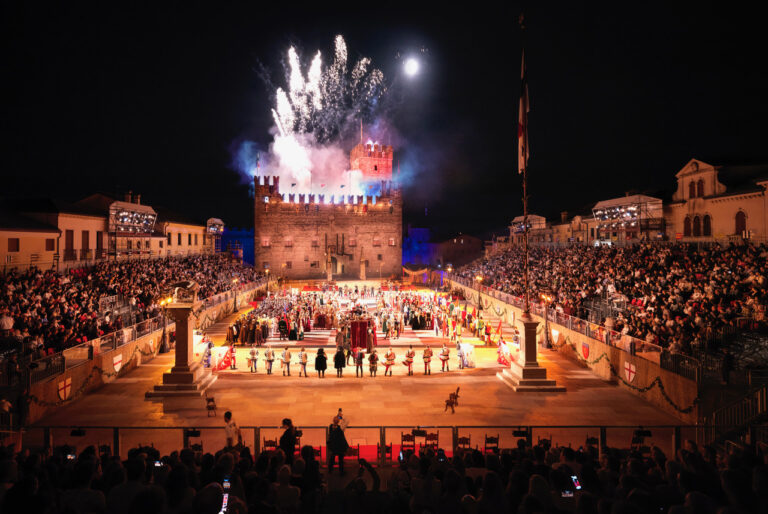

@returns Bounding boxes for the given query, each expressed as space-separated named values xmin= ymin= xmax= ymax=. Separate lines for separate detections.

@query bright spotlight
xmin=404 ymin=57 xmax=419 ymax=77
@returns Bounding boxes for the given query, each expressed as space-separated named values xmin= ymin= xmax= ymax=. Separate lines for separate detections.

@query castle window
xmin=304 ymin=255 xmax=309 ymax=261
xmin=372 ymin=239 xmax=381 ymax=247
xmin=388 ymin=238 xmax=396 ymax=246
xmin=374 ymin=165 xmax=378 ymax=171
xmin=735 ymin=211 xmax=746 ymax=235
xmin=693 ymin=216 xmax=701 ymax=237
xmin=349 ymin=238 xmax=357 ymax=247
xmin=188 ymin=234 xmax=192 ymax=245
xmin=311 ymin=239 xmax=319 ymax=247
xmin=263 ymin=261 xmax=270 ymax=269
xmin=177 ymin=233 xmax=182 ymax=246
xmin=159 ymin=241 xmax=163 ymax=249
xmin=688 ymin=181 xmax=696 ymax=198
xmin=697 ymin=179 xmax=704 ymax=197
xmin=194 ymin=234 xmax=198 ymax=245
xmin=310 ymin=261 xmax=319 ymax=268
xmin=377 ymin=254 xmax=383 ymax=261
xmin=683 ymin=217 xmax=692 ymax=237
xmin=261 ymin=239 xmax=270 ymax=247
xmin=703 ymin=215 xmax=712 ymax=236
xmin=284 ymin=240 xmax=293 ymax=247
xmin=285 ymin=261 xmax=292 ymax=269
xmin=8 ymin=238 xmax=19 ymax=252
xmin=46 ymin=239 xmax=55 ymax=251
xmin=167 ymin=233 xmax=172 ymax=245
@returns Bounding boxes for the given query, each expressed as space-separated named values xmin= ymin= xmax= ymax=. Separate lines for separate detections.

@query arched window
xmin=693 ymin=216 xmax=701 ymax=237
xmin=735 ymin=211 xmax=747 ymax=235
xmin=688 ymin=181 xmax=696 ymax=198
xmin=684 ymin=216 xmax=692 ymax=237
xmin=703 ymin=215 xmax=712 ymax=236
xmin=697 ymin=179 xmax=704 ymax=197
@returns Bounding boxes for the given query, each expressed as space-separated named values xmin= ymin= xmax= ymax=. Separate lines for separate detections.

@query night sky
xmin=3 ymin=3 xmax=767 ymax=240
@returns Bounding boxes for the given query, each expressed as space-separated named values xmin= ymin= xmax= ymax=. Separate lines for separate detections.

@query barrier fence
xmin=0 ymin=278 xmax=272 ymax=388
xmin=18 ymin=424 xmax=730 ymax=464
xmin=449 ymin=276 xmax=702 ymax=382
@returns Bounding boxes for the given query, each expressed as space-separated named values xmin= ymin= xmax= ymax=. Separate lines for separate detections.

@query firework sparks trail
xmin=250 ymin=36 xmax=387 ymax=197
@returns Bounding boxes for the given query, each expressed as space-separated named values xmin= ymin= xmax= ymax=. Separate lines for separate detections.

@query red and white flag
xmin=517 ymin=49 xmax=529 ymax=175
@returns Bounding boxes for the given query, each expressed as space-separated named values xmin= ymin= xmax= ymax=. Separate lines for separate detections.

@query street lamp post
xmin=232 ymin=278 xmax=239 ymax=313
xmin=159 ymin=296 xmax=172 ymax=353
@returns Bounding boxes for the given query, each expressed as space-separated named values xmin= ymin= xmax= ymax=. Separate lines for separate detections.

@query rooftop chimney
xmin=134 ymin=194 xmax=141 ymax=204
xmin=124 ymin=190 xmax=133 ymax=203
xmin=560 ymin=211 xmax=568 ymax=223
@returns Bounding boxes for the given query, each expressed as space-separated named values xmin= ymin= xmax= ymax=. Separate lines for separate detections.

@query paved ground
xmin=31 ymin=287 xmax=684 ymax=457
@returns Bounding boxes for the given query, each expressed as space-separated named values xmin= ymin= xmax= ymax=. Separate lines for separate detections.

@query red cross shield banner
xmin=57 ymin=377 xmax=72 ymax=400
xmin=581 ymin=342 xmax=590 ymax=360
xmin=148 ymin=339 xmax=155 ymax=353
xmin=624 ymin=361 xmax=637 ymax=383
xmin=113 ymin=354 xmax=123 ymax=373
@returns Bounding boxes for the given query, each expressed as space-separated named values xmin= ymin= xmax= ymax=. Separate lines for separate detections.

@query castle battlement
xmin=254 ymin=144 xmax=402 ymax=280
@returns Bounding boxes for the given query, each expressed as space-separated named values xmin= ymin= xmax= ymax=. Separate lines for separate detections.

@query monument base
xmin=497 ymin=360 xmax=566 ymax=392
xmin=145 ymin=362 xmax=217 ymax=398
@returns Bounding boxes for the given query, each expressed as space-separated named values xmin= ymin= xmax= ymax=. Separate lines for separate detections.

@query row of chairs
xmin=260 ymin=432 xmax=501 ymax=461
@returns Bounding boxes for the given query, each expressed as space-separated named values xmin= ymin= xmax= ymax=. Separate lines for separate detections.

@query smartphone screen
xmin=67 ymin=454 xmax=76 ymax=461
xmin=223 ymin=476 xmax=231 ymax=490
xmin=154 ymin=461 xmax=162 ymax=468
xmin=571 ymin=475 xmax=581 ymax=490
xmin=219 ymin=493 xmax=229 ymax=514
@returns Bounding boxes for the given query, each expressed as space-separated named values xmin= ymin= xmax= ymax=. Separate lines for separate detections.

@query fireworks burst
xmin=271 ymin=35 xmax=385 ymax=143
xmin=250 ymin=35 xmax=386 ymax=197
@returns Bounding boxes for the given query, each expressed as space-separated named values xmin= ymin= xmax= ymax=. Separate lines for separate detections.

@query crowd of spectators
xmin=458 ymin=243 xmax=768 ymax=354
xmin=1 ymin=435 xmax=766 ymax=513
xmin=0 ymin=255 xmax=263 ymax=357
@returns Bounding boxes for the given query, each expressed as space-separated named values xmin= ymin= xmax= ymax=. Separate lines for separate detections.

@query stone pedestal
xmin=497 ymin=312 xmax=565 ymax=392
xmin=360 ymin=260 xmax=366 ymax=280
xmin=146 ymin=304 xmax=215 ymax=398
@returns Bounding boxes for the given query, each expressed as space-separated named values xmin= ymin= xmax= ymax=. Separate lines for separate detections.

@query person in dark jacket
xmin=315 ymin=348 xmax=327 ymax=378
xmin=327 ymin=416 xmax=349 ymax=475
xmin=279 ymin=418 xmax=297 ymax=465
xmin=334 ymin=347 xmax=346 ymax=377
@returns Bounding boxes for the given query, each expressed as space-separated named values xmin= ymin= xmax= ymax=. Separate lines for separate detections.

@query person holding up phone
xmin=327 ymin=415 xmax=349 ymax=475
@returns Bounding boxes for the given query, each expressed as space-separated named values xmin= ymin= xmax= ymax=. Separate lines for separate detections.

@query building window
xmin=388 ymin=238 xmax=396 ymax=246
xmin=683 ymin=217 xmax=692 ymax=237
xmin=372 ymin=238 xmax=381 ymax=247
xmin=697 ymin=179 xmax=704 ymax=197
xmin=194 ymin=234 xmax=198 ymax=245
xmin=261 ymin=239 xmax=270 ymax=247
xmin=311 ymin=239 xmax=319 ymax=247
xmin=348 ymin=238 xmax=357 ymax=247
xmin=702 ymin=215 xmax=712 ymax=236
xmin=45 ymin=238 xmax=55 ymax=251
xmin=285 ymin=261 xmax=292 ymax=269
xmin=188 ymin=234 xmax=192 ymax=245
xmin=689 ymin=181 xmax=696 ymax=198
xmin=735 ymin=211 xmax=747 ymax=234
xmin=284 ymin=239 xmax=293 ymax=247
xmin=81 ymin=230 xmax=90 ymax=250
xmin=167 ymin=233 xmax=172 ymax=245
xmin=263 ymin=261 xmax=270 ymax=269
xmin=310 ymin=261 xmax=319 ymax=268
xmin=127 ymin=240 xmax=132 ymax=250
xmin=177 ymin=233 xmax=182 ymax=246
xmin=159 ymin=241 xmax=164 ymax=249
xmin=8 ymin=238 xmax=19 ymax=252
xmin=693 ymin=216 xmax=701 ymax=237
xmin=377 ymin=254 xmax=383 ymax=261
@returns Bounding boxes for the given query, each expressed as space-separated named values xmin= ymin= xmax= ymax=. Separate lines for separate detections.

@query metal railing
xmin=704 ymin=382 xmax=768 ymax=445
xmin=24 ymin=424 xmax=723 ymax=462
xmin=448 ymin=276 xmax=702 ymax=381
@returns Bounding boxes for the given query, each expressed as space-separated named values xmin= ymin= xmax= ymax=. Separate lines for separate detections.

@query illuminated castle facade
xmin=254 ymin=142 xmax=402 ymax=280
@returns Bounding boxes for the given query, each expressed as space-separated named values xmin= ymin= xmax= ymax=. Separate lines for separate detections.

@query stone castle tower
xmin=254 ymin=143 xmax=402 ymax=280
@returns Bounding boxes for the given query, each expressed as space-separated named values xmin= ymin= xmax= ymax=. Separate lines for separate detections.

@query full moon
xmin=404 ymin=57 xmax=419 ymax=77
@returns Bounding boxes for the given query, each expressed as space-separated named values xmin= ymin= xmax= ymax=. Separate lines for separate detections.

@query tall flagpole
xmin=520 ymin=13 xmax=530 ymax=316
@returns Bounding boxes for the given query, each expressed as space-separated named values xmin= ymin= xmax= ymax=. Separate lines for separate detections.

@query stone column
xmin=168 ymin=307 xmax=194 ymax=377
xmin=521 ymin=312 xmax=539 ymax=367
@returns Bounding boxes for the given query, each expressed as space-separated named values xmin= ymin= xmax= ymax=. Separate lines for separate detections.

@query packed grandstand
xmin=457 ymin=243 xmax=768 ymax=355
